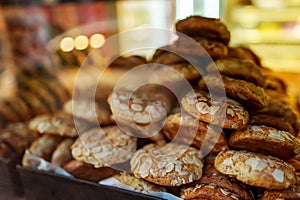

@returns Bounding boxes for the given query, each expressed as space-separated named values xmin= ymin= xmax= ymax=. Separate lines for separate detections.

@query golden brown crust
xmin=0 ymin=131 xmax=30 ymax=155
xmin=198 ymin=75 xmax=269 ymax=110
xmin=19 ymin=90 xmax=49 ymax=116
xmin=130 ymin=143 xmax=204 ymax=186
xmin=228 ymin=46 xmax=262 ymax=66
xmin=163 ymin=113 xmax=228 ymax=155
xmin=214 ymin=150 xmax=297 ymax=189
xmin=175 ymin=16 xmax=231 ymax=44
xmin=181 ymin=89 xmax=249 ymax=129
xmin=259 ymin=185 xmax=300 ymax=200
xmin=206 ymin=58 xmax=266 ymax=87
xmin=51 ymin=138 xmax=74 ymax=167
xmin=63 ymin=160 xmax=118 ymax=182
xmin=229 ymin=125 xmax=300 ymax=160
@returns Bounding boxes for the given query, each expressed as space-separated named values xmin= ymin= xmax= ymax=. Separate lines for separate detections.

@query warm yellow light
xmin=90 ymin=34 xmax=105 ymax=48
xmin=60 ymin=37 xmax=74 ymax=52
xmin=75 ymin=35 xmax=89 ymax=50
xmin=293 ymin=25 xmax=300 ymax=38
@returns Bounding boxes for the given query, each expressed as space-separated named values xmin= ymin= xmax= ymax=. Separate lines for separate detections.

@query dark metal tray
xmin=17 ymin=166 xmax=164 ymax=200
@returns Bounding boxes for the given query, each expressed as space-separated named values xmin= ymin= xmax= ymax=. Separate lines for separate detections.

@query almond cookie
xmin=51 ymin=138 xmax=74 ymax=167
xmin=173 ymin=36 xmax=229 ymax=59
xmin=175 ymin=15 xmax=231 ymax=44
xmin=180 ymin=183 xmax=241 ymax=200
xmin=63 ymin=160 xmax=118 ymax=182
xmin=249 ymin=114 xmax=294 ymax=135
xmin=130 ymin=143 xmax=204 ymax=186
xmin=198 ymin=75 xmax=269 ymax=110
xmin=259 ymin=185 xmax=300 ymax=200
xmin=214 ymin=150 xmax=297 ymax=189
xmin=206 ymin=58 xmax=265 ymax=87
xmin=29 ymin=113 xmax=95 ymax=138
xmin=181 ymin=89 xmax=249 ymax=129
xmin=113 ymin=172 xmax=166 ymax=193
xmin=229 ymin=125 xmax=300 ymax=160
xmin=71 ymin=126 xmax=137 ymax=168
xmin=63 ymin=99 xmax=114 ymax=126
xmin=163 ymin=113 xmax=228 ymax=155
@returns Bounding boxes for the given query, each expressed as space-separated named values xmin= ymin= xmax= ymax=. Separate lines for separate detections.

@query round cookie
xmin=175 ymin=15 xmax=231 ymax=44
xmin=181 ymin=89 xmax=249 ymax=129
xmin=29 ymin=113 xmax=95 ymax=138
xmin=229 ymin=125 xmax=300 ymax=160
xmin=259 ymin=185 xmax=300 ymax=200
xmin=180 ymin=183 xmax=240 ymax=200
xmin=130 ymin=143 xmax=204 ymax=186
xmin=71 ymin=126 xmax=137 ymax=168
xmin=163 ymin=113 xmax=229 ymax=155
xmin=228 ymin=46 xmax=262 ymax=66
xmin=214 ymin=150 xmax=297 ymax=189
xmin=249 ymin=114 xmax=294 ymax=135
xmin=198 ymin=75 xmax=269 ymax=110
xmin=173 ymin=37 xmax=229 ymax=59
xmin=206 ymin=58 xmax=266 ymax=87
xmin=151 ymin=47 xmax=187 ymax=65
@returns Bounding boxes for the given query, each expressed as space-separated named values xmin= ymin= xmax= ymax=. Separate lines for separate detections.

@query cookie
xmin=173 ymin=36 xmax=229 ymax=59
xmin=151 ymin=47 xmax=187 ymax=65
xmin=0 ymin=131 xmax=30 ymax=155
xmin=196 ymin=175 xmax=254 ymax=200
xmin=130 ymin=143 xmax=204 ymax=186
xmin=259 ymin=185 xmax=300 ymax=200
xmin=5 ymin=122 xmax=39 ymax=143
xmin=181 ymin=89 xmax=249 ymax=129
xmin=71 ymin=126 xmax=137 ymax=168
xmin=180 ymin=183 xmax=240 ymax=200
xmin=63 ymin=160 xmax=118 ymax=182
xmin=229 ymin=125 xmax=300 ymax=160
xmin=19 ymin=90 xmax=49 ymax=116
xmin=108 ymin=85 xmax=172 ymax=125
xmin=0 ymin=100 xmax=21 ymax=123
xmin=206 ymin=58 xmax=265 ymax=87
xmin=108 ymin=55 xmax=147 ymax=69
xmin=287 ymin=158 xmax=300 ymax=171
xmin=264 ymin=75 xmax=287 ymax=94
xmin=113 ymin=172 xmax=166 ymax=193
xmin=249 ymin=114 xmax=294 ymax=135
xmin=198 ymin=75 xmax=269 ymax=110
xmin=0 ymin=141 xmax=16 ymax=159
xmin=214 ymin=150 xmax=297 ymax=189
xmin=228 ymin=46 xmax=262 ymax=66
xmin=5 ymin=95 xmax=33 ymax=121
xmin=163 ymin=113 xmax=228 ymax=155
xmin=63 ymin=99 xmax=114 ymax=126
xmin=29 ymin=113 xmax=94 ymax=138
xmin=51 ymin=138 xmax=74 ymax=167
xmin=175 ymin=15 xmax=231 ymax=44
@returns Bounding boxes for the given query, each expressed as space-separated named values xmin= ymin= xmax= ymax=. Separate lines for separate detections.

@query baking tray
xmin=17 ymin=166 xmax=164 ymax=200
xmin=0 ymin=158 xmax=23 ymax=197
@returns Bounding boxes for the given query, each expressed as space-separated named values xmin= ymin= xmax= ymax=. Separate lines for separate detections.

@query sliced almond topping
xmin=272 ymin=169 xmax=284 ymax=183
xmin=196 ymin=102 xmax=210 ymax=114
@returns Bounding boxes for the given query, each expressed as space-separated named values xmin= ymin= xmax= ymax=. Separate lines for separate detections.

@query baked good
xmin=51 ymin=138 xmax=74 ymax=167
xmin=19 ymin=90 xmax=49 ymax=116
xmin=130 ymin=143 xmax=204 ymax=186
xmin=249 ymin=114 xmax=294 ymax=135
xmin=113 ymin=172 xmax=166 ymax=193
xmin=175 ymin=15 xmax=231 ymax=44
xmin=63 ymin=99 xmax=114 ymax=126
xmin=29 ymin=113 xmax=95 ymax=138
xmin=198 ymin=75 xmax=269 ymax=110
xmin=206 ymin=58 xmax=265 ymax=87
xmin=163 ymin=113 xmax=228 ymax=155
xmin=0 ymin=142 xmax=16 ymax=159
xmin=71 ymin=126 xmax=137 ymax=168
xmin=63 ymin=160 xmax=118 ymax=182
xmin=264 ymin=75 xmax=287 ymax=94
xmin=151 ymin=48 xmax=187 ymax=65
xmin=229 ymin=125 xmax=300 ymax=160
xmin=181 ymin=89 xmax=249 ymax=129
xmin=228 ymin=46 xmax=262 ymax=66
xmin=259 ymin=185 xmax=300 ymax=200
xmin=0 ymin=131 xmax=30 ymax=155
xmin=180 ymin=183 xmax=241 ymax=200
xmin=214 ymin=150 xmax=297 ymax=189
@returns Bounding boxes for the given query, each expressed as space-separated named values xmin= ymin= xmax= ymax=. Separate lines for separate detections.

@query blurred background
xmin=0 ymin=0 xmax=300 ymax=92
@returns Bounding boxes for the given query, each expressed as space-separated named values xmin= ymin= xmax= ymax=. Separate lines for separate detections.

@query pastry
xmin=214 ymin=150 xmax=297 ymax=189
xmin=71 ymin=126 xmax=137 ymax=168
xmin=259 ymin=185 xmax=300 ymax=200
xmin=29 ymin=113 xmax=95 ymax=138
xmin=198 ymin=75 xmax=269 ymax=110
xmin=0 ymin=131 xmax=30 ymax=155
xmin=175 ymin=15 xmax=231 ymax=44
xmin=63 ymin=160 xmax=118 ymax=182
xmin=51 ymin=138 xmax=74 ymax=167
xmin=181 ymin=89 xmax=249 ymax=129
xmin=130 ymin=143 xmax=204 ymax=186
xmin=163 ymin=113 xmax=228 ymax=155
xmin=206 ymin=58 xmax=265 ymax=87
xmin=229 ymin=125 xmax=300 ymax=160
